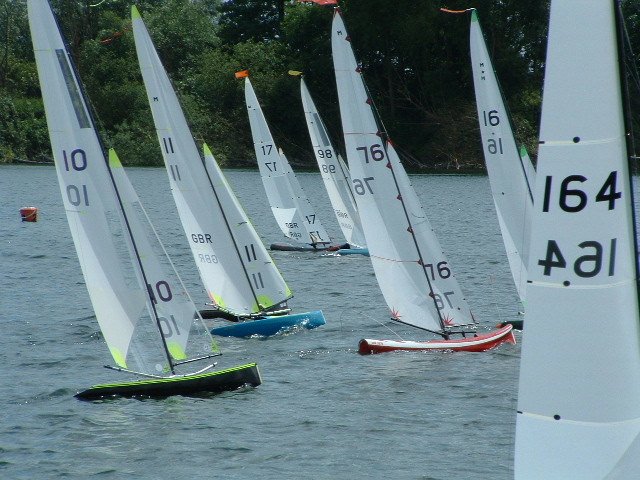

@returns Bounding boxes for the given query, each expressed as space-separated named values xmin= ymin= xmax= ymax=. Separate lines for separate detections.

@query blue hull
xmin=210 ymin=310 xmax=326 ymax=338
xmin=336 ymin=248 xmax=369 ymax=256
xmin=270 ymin=242 xmax=328 ymax=252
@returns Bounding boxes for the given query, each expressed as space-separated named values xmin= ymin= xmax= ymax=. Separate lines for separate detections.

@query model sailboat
xmin=515 ymin=1 xmax=640 ymax=477
xmin=28 ymin=0 xmax=260 ymax=398
xmin=241 ymin=72 xmax=337 ymax=252
xmin=292 ymin=72 xmax=369 ymax=256
xmin=331 ymin=8 xmax=515 ymax=354
xmin=131 ymin=7 xmax=325 ymax=338
xmin=466 ymin=8 xmax=535 ymax=326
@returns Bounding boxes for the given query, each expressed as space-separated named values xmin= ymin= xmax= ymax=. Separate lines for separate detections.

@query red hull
xmin=358 ymin=324 xmax=516 ymax=355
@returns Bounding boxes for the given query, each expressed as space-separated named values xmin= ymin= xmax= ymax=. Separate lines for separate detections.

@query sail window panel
xmin=55 ymin=49 xmax=91 ymax=129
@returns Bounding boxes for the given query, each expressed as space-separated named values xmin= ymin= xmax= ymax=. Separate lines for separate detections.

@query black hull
xmin=75 ymin=363 xmax=261 ymax=400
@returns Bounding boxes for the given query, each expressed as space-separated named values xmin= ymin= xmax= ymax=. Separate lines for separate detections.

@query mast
xmin=45 ymin=0 xmax=175 ymax=372
xmin=335 ymin=9 xmax=447 ymax=332
xmin=201 ymin=146 xmax=266 ymax=312
xmin=614 ymin=0 xmax=640 ymax=302
xmin=332 ymin=7 xmax=474 ymax=334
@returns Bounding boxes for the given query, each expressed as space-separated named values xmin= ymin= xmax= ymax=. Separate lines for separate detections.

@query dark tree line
xmin=1 ymin=0 xmax=639 ymax=170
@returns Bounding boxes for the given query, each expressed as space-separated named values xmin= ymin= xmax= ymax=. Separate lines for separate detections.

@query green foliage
xmin=218 ymin=0 xmax=284 ymax=44
xmin=3 ymin=0 xmax=640 ymax=171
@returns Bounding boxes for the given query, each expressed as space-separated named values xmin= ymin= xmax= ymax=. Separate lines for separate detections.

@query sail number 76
xmin=353 ymin=177 xmax=374 ymax=195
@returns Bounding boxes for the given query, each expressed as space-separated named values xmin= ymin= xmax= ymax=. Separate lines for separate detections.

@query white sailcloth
xmin=244 ymin=77 xmax=331 ymax=246
xmin=132 ymin=7 xmax=290 ymax=314
xmin=469 ymin=9 xmax=535 ymax=304
xmin=515 ymin=2 xmax=640 ymax=478
xmin=202 ymin=144 xmax=292 ymax=309
xmin=28 ymin=0 xmax=213 ymax=374
xmin=332 ymin=10 xmax=474 ymax=332
xmin=108 ymin=149 xmax=209 ymax=362
xmin=299 ymin=77 xmax=367 ymax=248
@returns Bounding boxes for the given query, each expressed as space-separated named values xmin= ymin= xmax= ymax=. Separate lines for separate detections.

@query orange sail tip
xmin=235 ymin=69 xmax=250 ymax=79
xmin=440 ymin=7 xmax=473 ymax=14
xmin=288 ymin=70 xmax=303 ymax=77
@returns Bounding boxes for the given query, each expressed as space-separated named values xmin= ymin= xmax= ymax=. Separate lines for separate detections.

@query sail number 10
xmin=62 ymin=148 xmax=90 ymax=207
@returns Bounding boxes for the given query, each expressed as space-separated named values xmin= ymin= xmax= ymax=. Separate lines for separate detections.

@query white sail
xmin=27 ymin=0 xmax=213 ymax=374
xmin=131 ymin=7 xmax=290 ymax=314
xmin=299 ymin=77 xmax=367 ymax=248
xmin=108 ymin=149 xmax=210 ymax=361
xmin=515 ymin=2 xmax=640 ymax=478
xmin=202 ymin=144 xmax=292 ymax=309
xmin=244 ymin=77 xmax=331 ymax=246
xmin=469 ymin=9 xmax=534 ymax=304
xmin=332 ymin=10 xmax=473 ymax=332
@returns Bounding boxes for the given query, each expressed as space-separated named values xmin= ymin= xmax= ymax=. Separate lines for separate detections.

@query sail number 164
xmin=542 ymin=171 xmax=621 ymax=213
xmin=538 ymin=238 xmax=617 ymax=278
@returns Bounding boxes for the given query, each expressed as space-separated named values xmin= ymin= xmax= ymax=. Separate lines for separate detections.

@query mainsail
xmin=28 ymin=0 xmax=214 ymax=375
xmin=469 ymin=9 xmax=535 ymax=304
xmin=515 ymin=2 xmax=640 ymax=477
xmin=131 ymin=7 xmax=290 ymax=315
xmin=298 ymin=77 xmax=367 ymax=248
xmin=244 ymin=77 xmax=331 ymax=247
xmin=332 ymin=10 xmax=474 ymax=333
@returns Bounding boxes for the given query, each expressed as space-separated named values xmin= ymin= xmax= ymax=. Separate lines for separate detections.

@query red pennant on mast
xmin=235 ymin=69 xmax=250 ymax=79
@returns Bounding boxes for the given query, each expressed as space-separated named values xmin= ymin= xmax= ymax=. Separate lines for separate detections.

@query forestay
xmin=132 ymin=7 xmax=290 ymax=315
xmin=28 ymin=0 xmax=213 ymax=375
xmin=299 ymin=77 xmax=367 ymax=248
xmin=332 ymin=10 xmax=473 ymax=333
xmin=515 ymin=2 xmax=640 ymax=477
xmin=469 ymin=9 xmax=534 ymax=304
xmin=244 ymin=78 xmax=331 ymax=247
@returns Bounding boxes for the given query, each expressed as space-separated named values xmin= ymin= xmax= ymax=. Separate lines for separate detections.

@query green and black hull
xmin=75 ymin=363 xmax=261 ymax=400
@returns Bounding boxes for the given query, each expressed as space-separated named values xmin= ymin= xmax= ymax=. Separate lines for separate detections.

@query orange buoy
xmin=20 ymin=207 xmax=38 ymax=222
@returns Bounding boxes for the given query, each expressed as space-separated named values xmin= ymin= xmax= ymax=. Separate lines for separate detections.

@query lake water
xmin=1 ymin=164 xmax=521 ymax=479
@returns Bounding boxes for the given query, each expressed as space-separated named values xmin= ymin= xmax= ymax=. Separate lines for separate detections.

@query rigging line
xmin=367 ymin=313 xmax=405 ymax=340
xmin=124 ymin=184 xmax=218 ymax=348
xmin=615 ymin=0 xmax=640 ymax=308
xmin=349 ymin=38 xmax=448 ymax=331
xmin=199 ymin=149 xmax=266 ymax=313
xmin=51 ymin=3 xmax=176 ymax=373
